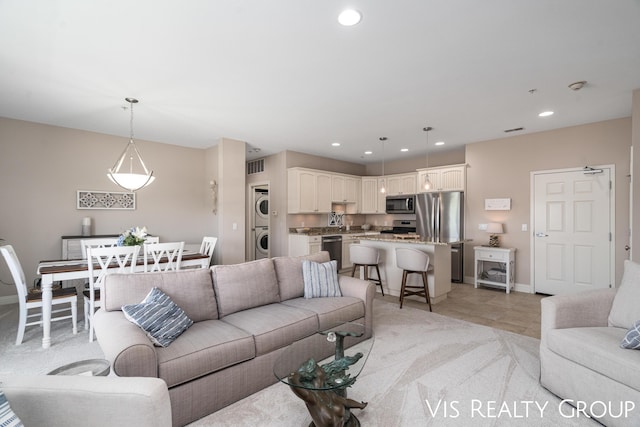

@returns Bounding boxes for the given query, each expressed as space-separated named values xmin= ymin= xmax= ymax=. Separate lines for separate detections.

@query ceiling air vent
xmin=247 ymin=159 xmax=265 ymax=175
xmin=504 ymin=127 xmax=524 ymax=133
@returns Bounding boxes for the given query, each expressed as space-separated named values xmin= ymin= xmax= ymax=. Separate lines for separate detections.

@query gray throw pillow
xmin=0 ymin=390 xmax=23 ymax=427
xmin=621 ymin=320 xmax=640 ymax=350
xmin=302 ymin=260 xmax=341 ymax=299
xmin=122 ymin=287 xmax=193 ymax=347
xmin=609 ymin=260 xmax=640 ymax=329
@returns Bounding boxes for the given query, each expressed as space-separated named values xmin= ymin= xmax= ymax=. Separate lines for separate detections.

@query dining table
xmin=36 ymin=250 xmax=210 ymax=349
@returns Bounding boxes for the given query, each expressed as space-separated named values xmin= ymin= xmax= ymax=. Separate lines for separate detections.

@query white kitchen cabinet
xmin=288 ymin=234 xmax=322 ymax=256
xmin=331 ymin=174 xmax=361 ymax=213
xmin=288 ymin=168 xmax=332 ymax=213
xmin=386 ymin=172 xmax=417 ymax=196
xmin=417 ymin=164 xmax=466 ymax=192
xmin=361 ymin=177 xmax=386 ymax=214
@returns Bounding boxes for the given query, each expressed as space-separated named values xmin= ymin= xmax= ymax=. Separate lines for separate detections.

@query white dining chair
xmin=143 ymin=241 xmax=184 ymax=272
xmin=1 ymin=244 xmax=78 ymax=345
xmin=199 ymin=236 xmax=217 ymax=266
xmin=80 ymin=238 xmax=119 ymax=259
xmin=85 ymin=245 xmax=140 ymax=342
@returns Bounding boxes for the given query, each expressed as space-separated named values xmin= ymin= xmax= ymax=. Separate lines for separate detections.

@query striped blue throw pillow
xmin=621 ymin=319 xmax=640 ymax=350
xmin=302 ymin=260 xmax=342 ymax=299
xmin=122 ymin=287 xmax=193 ymax=347
xmin=0 ymin=390 xmax=23 ymax=427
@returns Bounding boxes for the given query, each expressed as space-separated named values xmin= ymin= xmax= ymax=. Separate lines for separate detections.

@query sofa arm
xmin=0 ymin=375 xmax=171 ymax=427
xmin=540 ymin=288 xmax=616 ymax=343
xmin=339 ymin=276 xmax=376 ymax=337
xmin=93 ymin=308 xmax=158 ymax=378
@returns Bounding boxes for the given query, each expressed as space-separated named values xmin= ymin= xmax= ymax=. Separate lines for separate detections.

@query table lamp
xmin=486 ymin=222 xmax=503 ymax=247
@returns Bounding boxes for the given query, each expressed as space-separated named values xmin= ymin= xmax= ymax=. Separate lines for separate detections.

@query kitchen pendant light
xmin=379 ymin=137 xmax=387 ymax=193
xmin=107 ymin=97 xmax=155 ymax=192
xmin=423 ymin=127 xmax=433 ymax=190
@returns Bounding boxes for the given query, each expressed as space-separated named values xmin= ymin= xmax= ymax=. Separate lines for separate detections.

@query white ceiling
xmin=1 ymin=1 xmax=640 ymax=164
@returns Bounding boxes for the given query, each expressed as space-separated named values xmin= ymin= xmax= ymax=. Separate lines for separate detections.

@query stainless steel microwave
xmin=385 ymin=195 xmax=415 ymax=214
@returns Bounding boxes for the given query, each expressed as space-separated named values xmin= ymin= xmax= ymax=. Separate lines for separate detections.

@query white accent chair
xmin=0 ymin=244 xmax=78 ymax=345
xmin=350 ymin=244 xmax=384 ymax=295
xmin=84 ymin=245 xmax=140 ymax=342
xmin=395 ymin=247 xmax=433 ymax=311
xmin=143 ymin=241 xmax=184 ymax=272
xmin=199 ymin=236 xmax=218 ymax=266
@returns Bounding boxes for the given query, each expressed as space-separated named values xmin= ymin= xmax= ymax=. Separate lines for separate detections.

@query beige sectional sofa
xmin=540 ymin=260 xmax=640 ymax=426
xmin=93 ymin=252 xmax=375 ymax=426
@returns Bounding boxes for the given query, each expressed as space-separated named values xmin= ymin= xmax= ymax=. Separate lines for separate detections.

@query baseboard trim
xmin=0 ymin=294 xmax=18 ymax=305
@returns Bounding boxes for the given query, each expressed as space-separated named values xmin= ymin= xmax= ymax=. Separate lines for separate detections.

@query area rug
xmin=189 ymin=300 xmax=599 ymax=426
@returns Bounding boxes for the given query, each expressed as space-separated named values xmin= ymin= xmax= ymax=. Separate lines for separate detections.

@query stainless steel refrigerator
xmin=416 ymin=191 xmax=464 ymax=282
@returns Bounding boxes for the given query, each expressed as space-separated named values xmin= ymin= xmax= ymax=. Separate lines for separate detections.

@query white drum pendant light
xmin=107 ymin=97 xmax=155 ymax=192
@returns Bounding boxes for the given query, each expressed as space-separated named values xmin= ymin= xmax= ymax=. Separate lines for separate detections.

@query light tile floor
xmin=376 ymin=282 xmax=545 ymax=339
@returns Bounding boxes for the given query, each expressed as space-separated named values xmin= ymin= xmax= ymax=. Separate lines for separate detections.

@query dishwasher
xmin=321 ymin=235 xmax=342 ymax=271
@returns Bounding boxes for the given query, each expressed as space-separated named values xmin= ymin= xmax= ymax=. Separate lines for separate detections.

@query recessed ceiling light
xmin=435 ymin=141 xmax=445 ymax=146
xmin=332 ymin=142 xmax=341 ymax=147
xmin=338 ymin=9 xmax=362 ymax=26
xmin=539 ymin=111 xmax=554 ymax=117
xmin=364 ymin=150 xmax=373 ymax=155
xmin=401 ymin=148 xmax=409 ymax=152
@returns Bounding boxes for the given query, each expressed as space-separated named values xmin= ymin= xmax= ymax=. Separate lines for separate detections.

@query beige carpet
xmin=0 ymin=299 xmax=598 ymax=426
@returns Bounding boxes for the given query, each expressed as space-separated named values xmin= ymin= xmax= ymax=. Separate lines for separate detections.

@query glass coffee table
xmin=274 ymin=322 xmax=374 ymax=427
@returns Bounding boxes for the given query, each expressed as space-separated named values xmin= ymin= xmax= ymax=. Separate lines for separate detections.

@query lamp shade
xmin=486 ymin=222 xmax=503 ymax=234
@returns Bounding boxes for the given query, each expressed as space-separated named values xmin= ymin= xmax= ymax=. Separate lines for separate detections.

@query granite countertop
xmin=358 ymin=234 xmax=464 ymax=245
xmin=289 ymin=227 xmax=384 ymax=236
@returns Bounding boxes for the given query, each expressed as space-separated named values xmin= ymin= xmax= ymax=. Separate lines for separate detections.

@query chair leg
xmin=350 ymin=264 xmax=357 ymax=277
xmin=16 ymin=305 xmax=27 ymax=345
xmin=374 ymin=265 xmax=384 ymax=296
xmin=84 ymin=300 xmax=89 ymax=331
xmin=399 ymin=270 xmax=408 ymax=309
xmin=88 ymin=300 xmax=95 ymax=342
xmin=71 ymin=300 xmax=78 ymax=335
xmin=422 ymin=272 xmax=432 ymax=312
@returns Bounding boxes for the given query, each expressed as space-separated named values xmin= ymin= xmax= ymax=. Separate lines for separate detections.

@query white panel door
xmin=533 ymin=168 xmax=612 ymax=295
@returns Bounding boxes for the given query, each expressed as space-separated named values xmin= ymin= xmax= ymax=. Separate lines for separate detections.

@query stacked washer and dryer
xmin=252 ymin=187 xmax=269 ymax=259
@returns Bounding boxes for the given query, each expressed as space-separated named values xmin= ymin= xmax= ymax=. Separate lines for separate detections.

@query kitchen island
xmin=357 ymin=235 xmax=456 ymax=304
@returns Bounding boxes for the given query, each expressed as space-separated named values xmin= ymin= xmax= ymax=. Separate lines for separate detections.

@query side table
xmin=47 ymin=359 xmax=111 ymax=376
xmin=474 ymin=246 xmax=516 ymax=293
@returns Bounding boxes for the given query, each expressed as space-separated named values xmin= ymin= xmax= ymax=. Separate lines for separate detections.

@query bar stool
xmin=350 ymin=244 xmax=384 ymax=295
xmin=396 ymin=247 xmax=432 ymax=311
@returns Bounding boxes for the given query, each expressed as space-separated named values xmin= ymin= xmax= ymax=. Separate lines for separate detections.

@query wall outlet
xmin=478 ymin=224 xmax=488 ymax=231
xmin=521 ymin=224 xmax=528 ymax=232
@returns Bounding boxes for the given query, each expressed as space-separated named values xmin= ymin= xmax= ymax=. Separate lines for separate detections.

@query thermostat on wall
xmin=485 ymin=198 xmax=511 ymax=211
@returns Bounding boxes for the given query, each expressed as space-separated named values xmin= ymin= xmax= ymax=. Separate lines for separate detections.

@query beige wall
xmin=0 ymin=118 xmax=213 ymax=301
xmin=632 ymin=89 xmax=640 ymax=262
xmin=465 ymin=117 xmax=632 ymax=288
xmin=365 ymin=147 xmax=465 ymax=175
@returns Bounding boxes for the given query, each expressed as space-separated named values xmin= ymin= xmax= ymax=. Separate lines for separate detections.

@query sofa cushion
xmin=155 ymin=320 xmax=255 ymax=388
xmin=609 ymin=259 xmax=640 ymax=329
xmin=303 ymin=260 xmax=341 ymax=298
xmin=273 ymin=252 xmax=330 ymax=301
xmin=212 ymin=258 xmax=279 ymax=318
xmin=547 ymin=326 xmax=640 ymax=391
xmin=621 ymin=320 xmax=640 ymax=349
xmin=221 ymin=303 xmax=318 ymax=356
xmin=282 ymin=296 xmax=364 ymax=330
xmin=103 ymin=269 xmax=218 ymax=321
xmin=122 ymin=287 xmax=194 ymax=347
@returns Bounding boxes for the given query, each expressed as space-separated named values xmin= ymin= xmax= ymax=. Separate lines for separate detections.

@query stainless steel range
xmin=380 ymin=220 xmax=417 ymax=235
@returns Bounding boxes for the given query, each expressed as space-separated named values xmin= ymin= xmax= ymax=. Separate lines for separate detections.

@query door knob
xmin=625 ymin=245 xmax=630 ymax=251
xmin=535 ymin=232 xmax=549 ymax=237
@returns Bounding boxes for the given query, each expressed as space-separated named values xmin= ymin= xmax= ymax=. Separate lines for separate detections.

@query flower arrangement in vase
xmin=117 ymin=226 xmax=148 ymax=246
